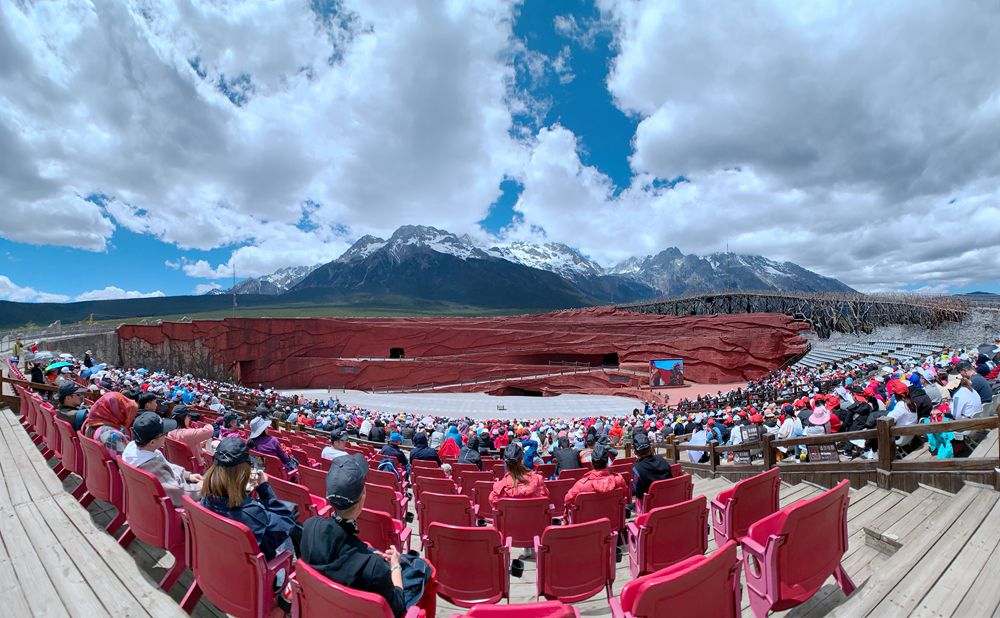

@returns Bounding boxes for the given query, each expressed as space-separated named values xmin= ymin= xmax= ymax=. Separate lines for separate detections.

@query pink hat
xmin=808 ymin=409 xmax=831 ymax=425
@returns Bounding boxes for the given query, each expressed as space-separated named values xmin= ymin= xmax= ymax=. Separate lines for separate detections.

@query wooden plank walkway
xmin=0 ymin=408 xmax=186 ymax=618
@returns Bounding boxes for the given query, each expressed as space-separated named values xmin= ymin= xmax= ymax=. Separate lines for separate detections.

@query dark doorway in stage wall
xmin=389 ymin=347 xmax=405 ymax=359
xmin=602 ymin=353 xmax=620 ymax=368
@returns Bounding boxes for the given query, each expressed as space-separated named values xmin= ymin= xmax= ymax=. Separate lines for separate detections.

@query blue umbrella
xmin=81 ymin=363 xmax=107 ymax=378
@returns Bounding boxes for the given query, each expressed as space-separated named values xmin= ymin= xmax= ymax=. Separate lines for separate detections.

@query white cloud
xmin=193 ymin=283 xmax=222 ymax=295
xmin=74 ymin=287 xmax=166 ymax=302
xmin=0 ymin=276 xmax=70 ymax=303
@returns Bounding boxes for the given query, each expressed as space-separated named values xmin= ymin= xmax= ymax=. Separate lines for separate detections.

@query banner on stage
xmin=649 ymin=359 xmax=684 ymax=388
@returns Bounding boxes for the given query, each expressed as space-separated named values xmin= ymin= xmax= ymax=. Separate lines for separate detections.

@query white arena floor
xmin=276 ymin=388 xmax=643 ymax=420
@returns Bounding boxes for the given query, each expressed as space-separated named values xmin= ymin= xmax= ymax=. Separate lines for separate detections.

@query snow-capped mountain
xmin=228 ymin=264 xmax=324 ymax=295
xmin=487 ymin=241 xmax=604 ymax=281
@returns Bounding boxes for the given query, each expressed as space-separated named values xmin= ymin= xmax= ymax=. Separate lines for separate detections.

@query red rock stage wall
xmin=117 ymin=307 xmax=809 ymax=397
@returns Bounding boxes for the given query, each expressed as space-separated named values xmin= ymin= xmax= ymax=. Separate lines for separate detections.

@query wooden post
xmin=876 ymin=417 xmax=896 ymax=489
xmin=709 ymin=442 xmax=718 ymax=475
xmin=762 ymin=433 xmax=775 ymax=469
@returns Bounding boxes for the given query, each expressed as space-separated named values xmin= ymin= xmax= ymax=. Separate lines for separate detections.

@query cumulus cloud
xmin=505 ymin=0 xmax=1000 ymax=291
xmin=0 ymin=276 xmax=70 ymax=303
xmin=74 ymin=287 xmax=166 ymax=302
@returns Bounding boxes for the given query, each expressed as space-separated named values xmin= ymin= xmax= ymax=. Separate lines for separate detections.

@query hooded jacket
xmin=200 ymin=482 xmax=298 ymax=560
xmin=457 ymin=435 xmax=483 ymax=470
xmin=563 ymin=469 xmax=627 ymax=508
xmin=409 ymin=433 xmax=441 ymax=465
xmin=907 ymin=385 xmax=933 ymax=419
xmin=631 ymin=453 xmax=673 ymax=501
xmin=300 ymin=516 xmax=405 ymax=617
xmin=552 ymin=446 xmax=582 ymax=475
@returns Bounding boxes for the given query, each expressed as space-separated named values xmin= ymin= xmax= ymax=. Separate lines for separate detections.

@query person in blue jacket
xmin=520 ymin=430 xmax=539 ymax=469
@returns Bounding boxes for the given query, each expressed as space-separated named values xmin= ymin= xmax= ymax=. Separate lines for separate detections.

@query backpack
xmin=377 ymin=457 xmax=401 ymax=481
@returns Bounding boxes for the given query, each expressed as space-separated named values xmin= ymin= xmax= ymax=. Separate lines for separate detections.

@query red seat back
xmin=291 ymin=557 xmax=400 ymax=618
xmin=452 ymin=462 xmax=479 ymax=478
xmin=423 ymin=523 xmax=509 ymax=607
xmin=641 ymin=474 xmax=693 ymax=513
xmin=669 ymin=463 xmax=683 ymax=477
xmin=557 ymin=468 xmax=586 ymax=481
xmin=495 ymin=497 xmax=552 ymax=548
xmin=43 ymin=405 xmax=62 ymax=458
xmin=416 ymin=492 xmax=475 ymax=539
xmin=53 ymin=417 xmax=85 ymax=476
xmin=415 ymin=476 xmax=457 ymax=503
xmin=357 ymin=508 xmax=407 ymax=552
xmin=251 ymin=450 xmax=289 ymax=481
xmin=458 ymin=471 xmax=494 ymax=499
xmin=536 ymin=519 xmax=615 ymax=603
xmin=79 ymin=434 xmax=123 ymax=505
xmin=487 ymin=461 xmax=506 ymax=480
xmin=543 ymin=479 xmax=575 ymax=516
xmin=364 ymin=482 xmax=406 ymax=522
xmin=619 ymin=541 xmax=742 ymax=618
xmin=164 ymin=437 xmax=200 ymax=473
xmin=471 ymin=480 xmax=496 ymax=520
xmin=366 ymin=468 xmax=403 ymax=493
xmin=712 ymin=467 xmax=780 ymax=545
xmin=458 ymin=601 xmax=580 ymax=617
xmin=117 ymin=458 xmax=184 ymax=551
xmin=268 ymin=476 xmax=326 ymax=523
xmin=630 ymin=496 xmax=707 ymax=577
xmin=568 ymin=488 xmax=627 ymax=534
xmin=182 ymin=496 xmax=285 ymax=617
xmin=298 ymin=465 xmax=328 ymax=498
xmin=535 ymin=463 xmax=555 ymax=479
xmin=411 ymin=459 xmax=439 ymax=470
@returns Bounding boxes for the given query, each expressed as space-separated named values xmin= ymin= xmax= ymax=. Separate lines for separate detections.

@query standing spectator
xmin=520 ymin=430 xmax=539 ymax=470
xmin=489 ymin=442 xmax=548 ymax=508
xmin=83 ymin=350 xmax=95 ymax=368
xmin=563 ymin=444 xmax=626 ymax=509
xmin=630 ymin=432 xmax=672 ymax=503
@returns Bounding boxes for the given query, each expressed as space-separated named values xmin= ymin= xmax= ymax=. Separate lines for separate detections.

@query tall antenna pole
xmin=232 ymin=263 xmax=237 ymax=317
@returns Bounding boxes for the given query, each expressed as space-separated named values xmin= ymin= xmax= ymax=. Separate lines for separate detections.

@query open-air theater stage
xmin=117 ymin=307 xmax=811 ymax=404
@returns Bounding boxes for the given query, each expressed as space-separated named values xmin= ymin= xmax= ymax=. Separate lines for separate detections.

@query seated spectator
xmin=579 ymin=435 xmax=597 ymax=464
xmin=247 ymin=416 xmax=298 ymax=472
xmin=122 ymin=412 xmax=202 ymax=506
xmin=300 ymin=454 xmax=434 ymax=618
xmin=321 ymin=428 xmax=350 ymax=461
xmin=56 ymin=382 xmax=89 ymax=431
xmin=379 ymin=433 xmax=409 ymax=470
xmin=551 ymin=436 xmax=581 ymax=477
xmin=216 ymin=412 xmax=243 ymax=439
xmin=368 ymin=419 xmax=387 ymax=443
xmin=200 ymin=438 xmax=300 ymax=561
xmin=948 ymin=373 xmax=983 ymax=419
xmin=137 ymin=392 xmax=159 ymax=413
xmin=631 ymin=432 xmax=672 ymax=502
xmin=409 ymin=432 xmax=441 ymax=466
xmin=456 ymin=433 xmax=483 ymax=470
xmin=82 ymin=391 xmax=139 ymax=456
xmin=805 ymin=405 xmax=831 ymax=437
xmin=168 ymin=405 xmax=214 ymax=468
xmin=958 ymin=361 xmax=993 ymax=404
xmin=563 ymin=443 xmax=626 ymax=509
xmin=437 ymin=431 xmax=460 ymax=460
xmin=489 ymin=442 xmax=548 ymax=509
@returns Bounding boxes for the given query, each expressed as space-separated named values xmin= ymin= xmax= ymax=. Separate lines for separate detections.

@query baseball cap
xmin=389 ymin=432 xmax=403 ymax=443
xmin=503 ymin=442 xmax=523 ymax=463
xmin=222 ymin=412 xmax=240 ymax=426
xmin=57 ymin=382 xmax=85 ymax=402
xmin=137 ymin=393 xmax=159 ymax=407
xmin=591 ymin=442 xmax=617 ymax=465
xmin=213 ymin=437 xmax=250 ymax=467
xmin=325 ymin=453 xmax=369 ymax=509
xmin=633 ymin=432 xmax=651 ymax=452
xmin=132 ymin=411 xmax=177 ymax=444
xmin=329 ymin=428 xmax=344 ymax=443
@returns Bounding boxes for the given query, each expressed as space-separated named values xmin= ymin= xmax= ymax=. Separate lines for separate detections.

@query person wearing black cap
xmin=488 ymin=442 xmax=548 ymax=509
xmin=300 ymin=454 xmax=435 ymax=618
xmin=167 ymin=404 xmax=214 ymax=469
xmin=122 ymin=412 xmax=202 ymax=506
xmin=563 ymin=442 xmax=626 ymax=512
xmin=214 ymin=412 xmax=243 ymax=440
xmin=200 ymin=437 xmax=300 ymax=561
xmin=321 ymin=428 xmax=349 ymax=461
xmin=55 ymin=382 xmax=90 ymax=430
xmin=137 ymin=392 xmax=159 ymax=412
xmin=630 ymin=431 xmax=672 ymax=502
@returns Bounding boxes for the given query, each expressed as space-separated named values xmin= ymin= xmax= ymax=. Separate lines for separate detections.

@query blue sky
xmin=2 ymin=0 xmax=999 ymax=302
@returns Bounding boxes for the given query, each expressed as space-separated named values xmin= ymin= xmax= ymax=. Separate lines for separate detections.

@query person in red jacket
xmin=489 ymin=442 xmax=548 ymax=509
xmin=563 ymin=443 xmax=626 ymax=512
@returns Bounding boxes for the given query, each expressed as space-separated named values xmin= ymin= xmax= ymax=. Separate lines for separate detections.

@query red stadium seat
xmin=78 ymin=433 xmax=128 ymax=536
xmin=711 ymin=467 xmax=780 ymax=547
xmin=566 ymin=488 xmax=627 ymax=535
xmin=298 ymin=465 xmax=328 ymax=498
xmin=557 ymin=468 xmax=587 ymax=481
xmin=415 ymin=476 xmax=458 ymax=503
xmin=487 ymin=461 xmax=507 ymax=480
xmin=453 ymin=601 xmax=580 ymax=617
xmin=416 ymin=492 xmax=475 ymax=543
xmin=627 ymin=496 xmax=708 ymax=577
xmin=471 ymin=480 xmax=497 ymax=522
xmin=542 ymin=479 xmax=574 ymax=523
xmin=268 ymin=476 xmax=332 ymax=523
xmin=495 ymin=497 xmax=553 ymax=549
xmin=250 ymin=449 xmax=291 ymax=482
xmin=609 ymin=541 xmax=742 ymax=618
xmin=535 ymin=463 xmax=556 ymax=479
xmin=164 ymin=436 xmax=204 ymax=474
xmin=458 ymin=471 xmax=494 ymax=500
xmin=290 ymin=560 xmax=425 ymax=617
xmin=357 ymin=507 xmax=411 ymax=552
xmin=742 ymin=480 xmax=855 ymax=617
xmin=181 ymin=496 xmax=293 ymax=617
xmin=367 ymin=468 xmax=407 ymax=494
xmin=116 ymin=458 xmax=195 ymax=598
xmin=669 ymin=463 xmax=683 ymax=477
xmin=412 ymin=459 xmax=440 ymax=470
xmin=365 ymin=481 xmax=410 ymax=523
xmin=535 ymin=519 xmax=616 ymax=603
xmin=452 ymin=462 xmax=479 ymax=478
xmin=423 ymin=523 xmax=510 ymax=607
xmin=42 ymin=404 xmax=71 ymax=479
xmin=53 ymin=417 xmax=94 ymax=505
xmin=637 ymin=474 xmax=693 ymax=515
